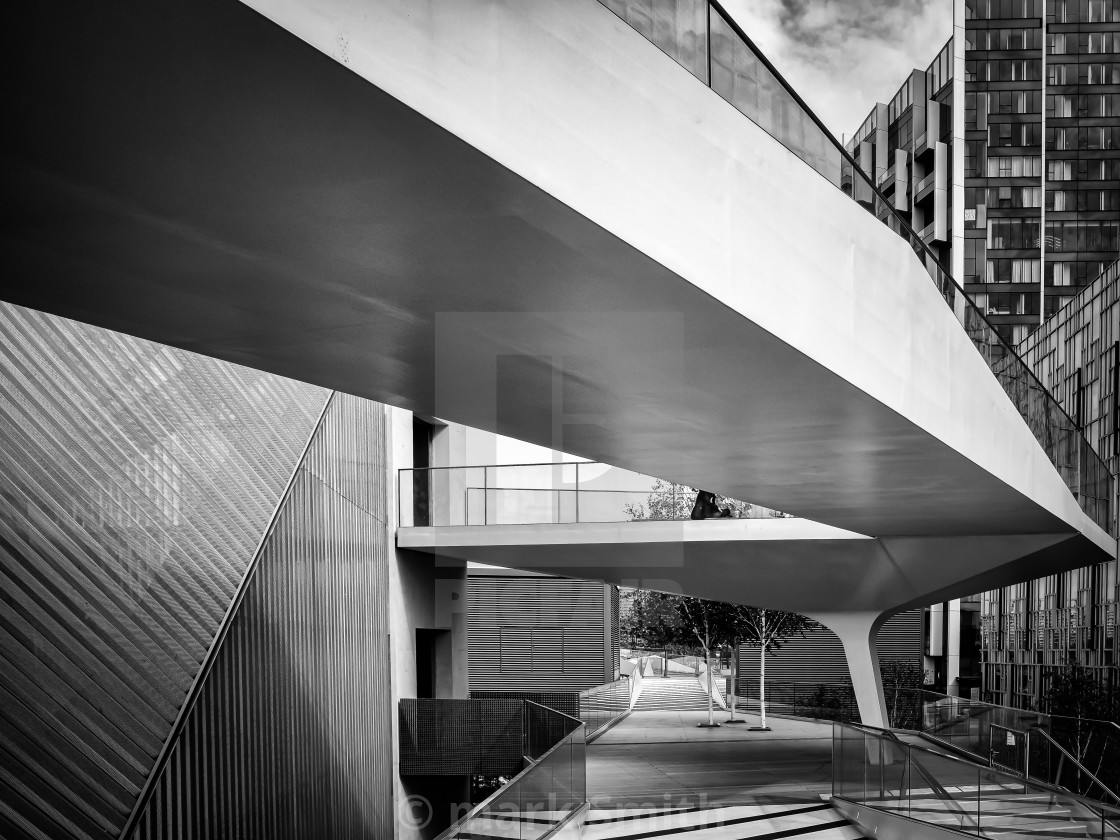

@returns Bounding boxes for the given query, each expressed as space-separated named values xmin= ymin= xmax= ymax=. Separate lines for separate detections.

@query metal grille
xmin=990 ymin=724 xmax=1027 ymax=775
xmin=470 ymin=691 xmax=581 ymax=720
xmin=399 ymin=699 xmax=526 ymax=776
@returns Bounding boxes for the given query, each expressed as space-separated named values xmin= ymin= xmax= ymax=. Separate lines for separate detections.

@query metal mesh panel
xmin=469 ymin=691 xmax=580 ymax=720
xmin=0 ymin=303 xmax=326 ymax=840
xmin=399 ymin=699 xmax=525 ymax=776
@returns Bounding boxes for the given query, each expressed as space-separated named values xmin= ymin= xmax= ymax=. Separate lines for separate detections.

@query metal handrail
xmin=922 ymin=689 xmax=1120 ymax=731
xmin=836 ymin=721 xmax=1120 ymax=819
xmin=835 ymin=721 xmax=1120 ymax=836
xmin=1029 ymin=725 xmax=1120 ymax=805
xmin=924 ymin=702 xmax=992 ymax=737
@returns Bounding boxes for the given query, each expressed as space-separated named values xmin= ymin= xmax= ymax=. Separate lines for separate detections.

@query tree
xmin=623 ymin=479 xmax=749 ymax=521
xmin=620 ymin=588 xmax=810 ymax=730
xmin=673 ymin=597 xmax=746 ymax=727
xmin=737 ymin=608 xmax=810 ymax=730
xmin=1042 ymin=662 xmax=1120 ymax=793
xmin=623 ymin=479 xmax=695 ymax=521
xmin=880 ymin=660 xmax=926 ymax=729
xmin=619 ymin=588 xmax=684 ymax=650
xmin=620 ymin=589 xmax=743 ymax=726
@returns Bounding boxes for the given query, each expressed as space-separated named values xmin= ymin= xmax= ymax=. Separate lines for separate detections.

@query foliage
xmin=623 ymin=479 xmax=750 ymax=521
xmin=736 ymin=609 xmax=810 ymax=653
xmin=1042 ymin=663 xmax=1120 ymax=794
xmin=1043 ymin=664 xmax=1120 ymax=722
xmin=623 ymin=478 xmax=697 ymax=521
xmin=881 ymin=660 xmax=926 ymax=729
xmin=791 ymin=683 xmax=857 ymax=722
xmin=619 ymin=589 xmax=742 ymax=652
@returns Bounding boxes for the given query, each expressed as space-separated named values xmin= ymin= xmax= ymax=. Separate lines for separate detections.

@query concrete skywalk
xmin=6 ymin=0 xmax=1116 ymax=722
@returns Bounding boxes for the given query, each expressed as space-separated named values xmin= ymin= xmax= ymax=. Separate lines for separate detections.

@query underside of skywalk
xmin=6 ymin=1 xmax=1113 ymax=571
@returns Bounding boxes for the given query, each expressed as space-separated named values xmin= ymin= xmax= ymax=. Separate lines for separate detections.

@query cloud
xmin=720 ymin=0 xmax=953 ymax=138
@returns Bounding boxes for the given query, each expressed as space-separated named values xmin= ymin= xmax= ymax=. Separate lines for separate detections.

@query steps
xmin=631 ymin=676 xmax=712 ymax=712
xmin=861 ymin=787 xmax=1120 ymax=840
xmin=582 ymin=803 xmax=864 ymax=839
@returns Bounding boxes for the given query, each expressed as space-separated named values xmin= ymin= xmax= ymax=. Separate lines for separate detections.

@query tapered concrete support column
xmin=808 ymin=611 xmax=890 ymax=729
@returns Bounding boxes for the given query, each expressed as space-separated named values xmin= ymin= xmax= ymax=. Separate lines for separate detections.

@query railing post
xmin=484 ymin=466 xmax=488 ymax=525
xmin=705 ymin=1 xmax=712 ymax=87
xmin=575 ymin=461 xmax=579 ymax=524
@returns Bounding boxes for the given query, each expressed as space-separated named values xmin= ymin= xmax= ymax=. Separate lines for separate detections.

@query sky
xmin=721 ymin=0 xmax=953 ymax=140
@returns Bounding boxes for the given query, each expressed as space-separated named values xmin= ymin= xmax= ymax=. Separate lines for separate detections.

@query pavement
xmin=586 ymin=709 xmax=837 ymax=810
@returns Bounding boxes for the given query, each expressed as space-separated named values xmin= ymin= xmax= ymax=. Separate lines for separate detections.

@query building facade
xmin=980 ymin=260 xmax=1120 ymax=708
xmin=848 ymin=0 xmax=1120 ymax=348
xmin=848 ymin=0 xmax=1120 ymax=709
xmin=467 ymin=567 xmax=620 ymax=694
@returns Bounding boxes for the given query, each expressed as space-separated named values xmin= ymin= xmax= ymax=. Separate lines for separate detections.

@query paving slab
xmin=587 ymin=710 xmax=837 ymax=809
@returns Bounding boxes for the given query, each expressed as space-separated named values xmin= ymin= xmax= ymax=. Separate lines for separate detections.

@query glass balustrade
xmin=422 ymin=700 xmax=587 ymax=840
xmin=920 ymin=689 xmax=1120 ymax=803
xmin=398 ymin=461 xmax=787 ymax=527
xmin=596 ymin=0 xmax=1115 ymax=535
xmin=833 ymin=721 xmax=1120 ymax=839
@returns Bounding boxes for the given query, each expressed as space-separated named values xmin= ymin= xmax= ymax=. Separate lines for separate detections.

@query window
xmin=500 ymin=626 xmax=566 ymax=672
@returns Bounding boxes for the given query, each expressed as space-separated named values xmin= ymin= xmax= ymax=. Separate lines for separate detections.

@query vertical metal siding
xmin=0 ymin=303 xmax=325 ymax=840
xmin=468 ymin=577 xmax=613 ymax=692
xmin=131 ymin=395 xmax=393 ymax=840
xmin=737 ymin=610 xmax=925 ymax=687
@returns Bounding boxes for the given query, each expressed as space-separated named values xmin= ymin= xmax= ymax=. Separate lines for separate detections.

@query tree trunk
xmin=706 ymin=648 xmax=714 ymax=725
xmin=759 ymin=612 xmax=769 ymax=729
xmin=729 ymin=644 xmax=738 ymax=721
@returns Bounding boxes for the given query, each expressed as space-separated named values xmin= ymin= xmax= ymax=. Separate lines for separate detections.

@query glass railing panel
xmin=579 ymin=677 xmax=631 ymax=736
xmin=835 ymin=720 xmax=1120 ymax=840
xmin=708 ymin=7 xmax=841 ymax=186
xmin=464 ymin=773 xmax=525 ymax=840
xmin=437 ymin=701 xmax=586 ymax=840
xmin=571 ymin=724 xmax=587 ymax=804
xmin=833 ymin=722 xmax=872 ymax=801
xmin=602 ymin=0 xmax=709 ymax=82
xmin=920 ymin=689 xmax=990 ymax=758
xmin=399 ymin=462 xmax=787 ymax=525
xmin=907 ymin=748 xmax=982 ymax=833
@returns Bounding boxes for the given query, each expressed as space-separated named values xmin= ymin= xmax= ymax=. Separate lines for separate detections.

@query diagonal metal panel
xmin=129 ymin=394 xmax=393 ymax=840
xmin=0 ymin=303 xmax=326 ymax=840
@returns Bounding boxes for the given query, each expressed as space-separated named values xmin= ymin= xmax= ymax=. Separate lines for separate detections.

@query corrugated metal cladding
xmin=736 ymin=610 xmax=924 ymax=688
xmin=132 ymin=395 xmax=393 ymax=840
xmin=468 ymin=577 xmax=615 ymax=692
xmin=0 ymin=303 xmax=326 ymax=840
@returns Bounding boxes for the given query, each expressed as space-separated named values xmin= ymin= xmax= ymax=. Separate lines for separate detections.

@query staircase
xmin=862 ymin=785 xmax=1120 ymax=839
xmin=583 ymin=803 xmax=864 ymax=840
xmin=631 ymin=675 xmax=713 ymax=712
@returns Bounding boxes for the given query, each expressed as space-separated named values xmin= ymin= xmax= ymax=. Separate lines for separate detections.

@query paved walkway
xmin=587 ymin=710 xmax=837 ymax=810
